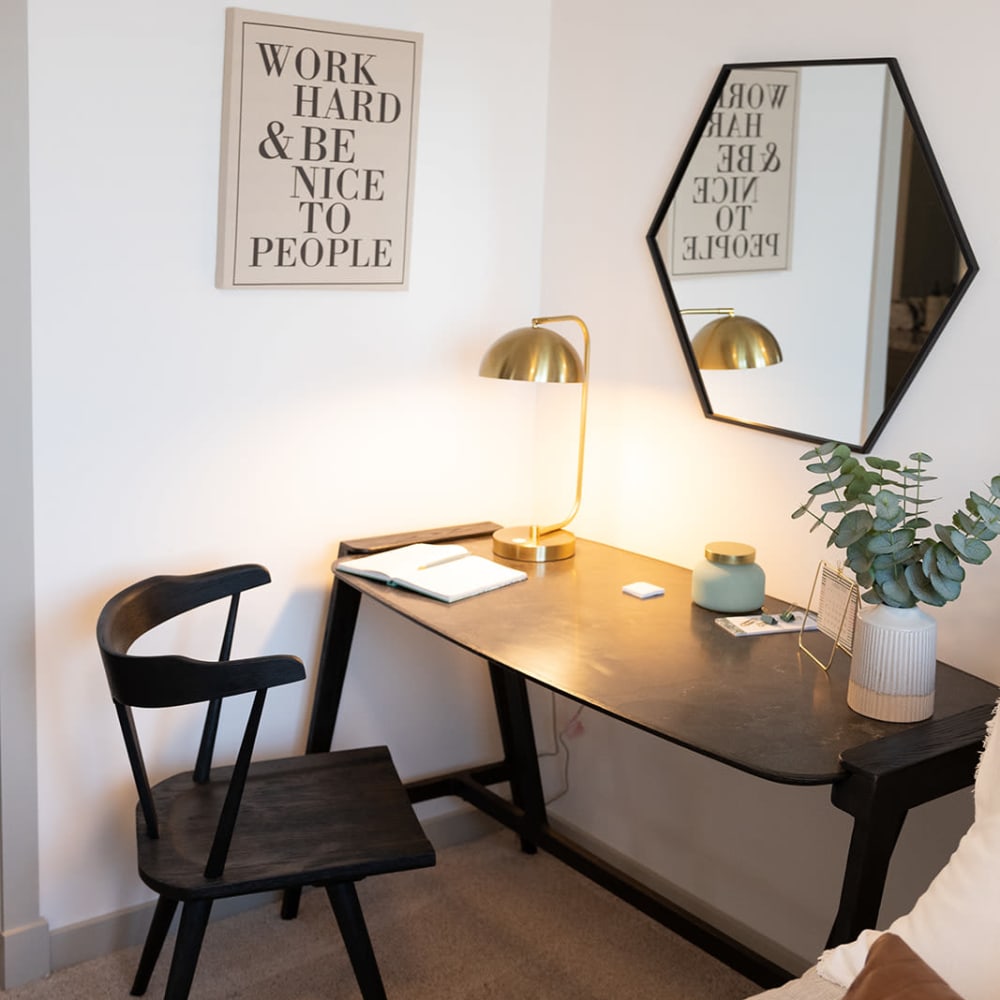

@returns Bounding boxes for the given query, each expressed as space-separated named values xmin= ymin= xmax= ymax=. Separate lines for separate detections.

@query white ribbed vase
xmin=847 ymin=604 xmax=937 ymax=722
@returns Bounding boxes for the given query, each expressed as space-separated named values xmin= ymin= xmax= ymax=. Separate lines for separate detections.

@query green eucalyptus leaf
xmin=899 ymin=469 xmax=937 ymax=483
xmin=868 ymin=528 xmax=915 ymax=554
xmin=848 ymin=557 xmax=873 ymax=577
xmin=873 ymin=490 xmax=901 ymax=520
xmin=934 ymin=543 xmax=966 ymax=583
xmin=922 ymin=542 xmax=960 ymax=585
xmin=845 ymin=542 xmax=869 ymax=562
xmin=832 ymin=510 xmax=873 ymax=548
xmin=809 ymin=482 xmax=840 ymax=496
xmin=866 ymin=456 xmax=900 ymax=471
xmin=954 ymin=510 xmax=979 ymax=535
xmin=905 ymin=563 xmax=946 ymax=606
xmin=801 ymin=443 xmax=837 ymax=460
xmin=806 ymin=457 xmax=845 ymax=474
xmin=879 ymin=575 xmax=914 ymax=607
xmin=947 ymin=529 xmax=992 ymax=564
xmin=969 ymin=492 xmax=1000 ymax=527
xmin=909 ymin=452 xmax=933 ymax=463
xmin=921 ymin=545 xmax=935 ymax=578
xmin=867 ymin=534 xmax=895 ymax=555
xmin=990 ymin=475 xmax=1000 ymax=499
xmin=928 ymin=565 xmax=961 ymax=603
xmin=968 ymin=490 xmax=999 ymax=510
xmin=845 ymin=478 xmax=882 ymax=501
xmin=963 ymin=538 xmax=992 ymax=564
xmin=822 ymin=500 xmax=856 ymax=514
xmin=935 ymin=524 xmax=960 ymax=555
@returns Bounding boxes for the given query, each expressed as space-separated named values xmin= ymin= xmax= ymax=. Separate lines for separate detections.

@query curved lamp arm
xmin=532 ymin=314 xmax=590 ymax=539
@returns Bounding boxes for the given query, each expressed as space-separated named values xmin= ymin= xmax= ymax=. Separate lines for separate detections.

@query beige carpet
xmin=6 ymin=831 xmax=758 ymax=999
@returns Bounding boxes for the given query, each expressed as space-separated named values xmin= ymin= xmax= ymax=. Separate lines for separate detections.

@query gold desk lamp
xmin=479 ymin=314 xmax=590 ymax=562
xmin=681 ymin=308 xmax=783 ymax=369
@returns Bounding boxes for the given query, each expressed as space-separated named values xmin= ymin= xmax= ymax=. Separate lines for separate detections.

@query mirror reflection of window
xmin=887 ymin=116 xmax=968 ymax=405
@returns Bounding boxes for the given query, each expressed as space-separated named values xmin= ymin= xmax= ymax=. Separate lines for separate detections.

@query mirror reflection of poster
xmin=217 ymin=8 xmax=422 ymax=289
xmin=669 ymin=68 xmax=798 ymax=275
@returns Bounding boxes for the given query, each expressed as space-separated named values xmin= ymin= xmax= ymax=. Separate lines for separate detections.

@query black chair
xmin=97 ymin=564 xmax=435 ymax=1000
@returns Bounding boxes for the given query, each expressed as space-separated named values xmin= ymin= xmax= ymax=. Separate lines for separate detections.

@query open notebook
xmin=336 ymin=542 xmax=528 ymax=603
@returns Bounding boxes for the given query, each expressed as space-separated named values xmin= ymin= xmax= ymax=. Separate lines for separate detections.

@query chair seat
xmin=138 ymin=746 xmax=434 ymax=900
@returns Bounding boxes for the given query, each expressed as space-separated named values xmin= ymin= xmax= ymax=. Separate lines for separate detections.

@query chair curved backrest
xmin=97 ymin=564 xmax=305 ymax=876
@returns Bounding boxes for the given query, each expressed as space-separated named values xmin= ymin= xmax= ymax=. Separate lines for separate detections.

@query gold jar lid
xmin=704 ymin=541 xmax=756 ymax=565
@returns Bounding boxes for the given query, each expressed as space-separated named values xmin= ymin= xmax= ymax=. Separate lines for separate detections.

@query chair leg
xmin=162 ymin=899 xmax=213 ymax=1000
xmin=280 ymin=886 xmax=301 ymax=920
xmin=131 ymin=897 xmax=178 ymax=996
xmin=325 ymin=882 xmax=388 ymax=1000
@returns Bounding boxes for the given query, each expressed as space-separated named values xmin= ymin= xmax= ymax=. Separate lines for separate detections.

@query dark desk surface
xmin=337 ymin=536 xmax=998 ymax=785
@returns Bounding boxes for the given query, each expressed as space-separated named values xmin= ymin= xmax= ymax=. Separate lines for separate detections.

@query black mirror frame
xmin=646 ymin=57 xmax=979 ymax=453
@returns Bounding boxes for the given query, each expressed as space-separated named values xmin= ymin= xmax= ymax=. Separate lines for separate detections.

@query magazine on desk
xmin=336 ymin=542 xmax=528 ymax=603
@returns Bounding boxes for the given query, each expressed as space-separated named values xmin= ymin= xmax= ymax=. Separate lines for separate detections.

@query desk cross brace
xmin=407 ymin=660 xmax=791 ymax=988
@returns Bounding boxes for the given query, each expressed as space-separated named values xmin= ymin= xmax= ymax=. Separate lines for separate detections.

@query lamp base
xmin=492 ymin=526 xmax=576 ymax=562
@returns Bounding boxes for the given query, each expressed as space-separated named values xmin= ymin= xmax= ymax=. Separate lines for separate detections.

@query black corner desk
xmin=297 ymin=522 xmax=999 ymax=986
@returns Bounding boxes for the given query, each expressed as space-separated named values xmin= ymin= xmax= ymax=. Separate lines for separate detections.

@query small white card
xmin=623 ymin=581 xmax=665 ymax=600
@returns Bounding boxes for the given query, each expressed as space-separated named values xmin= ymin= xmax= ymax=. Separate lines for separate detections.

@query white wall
xmin=18 ymin=0 xmax=1000 ymax=980
xmin=540 ymin=0 xmax=1000 ymax=970
xmin=24 ymin=0 xmax=552 ymax=933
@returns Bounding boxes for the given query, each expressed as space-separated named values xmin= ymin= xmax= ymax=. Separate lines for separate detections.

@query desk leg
xmin=304 ymin=579 xmax=362 ymax=755
xmin=826 ymin=777 xmax=907 ymax=947
xmin=283 ymin=578 xmax=361 ymax=920
xmin=488 ymin=660 xmax=547 ymax=853
xmin=825 ymin=703 xmax=993 ymax=947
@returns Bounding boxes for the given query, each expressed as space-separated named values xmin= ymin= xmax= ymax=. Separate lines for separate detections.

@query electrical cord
xmin=538 ymin=694 xmax=583 ymax=804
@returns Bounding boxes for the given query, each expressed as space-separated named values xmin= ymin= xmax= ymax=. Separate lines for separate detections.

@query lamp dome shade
xmin=691 ymin=315 xmax=783 ymax=370
xmin=479 ymin=326 xmax=584 ymax=383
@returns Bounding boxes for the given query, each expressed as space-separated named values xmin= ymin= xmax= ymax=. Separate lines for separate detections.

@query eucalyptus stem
xmin=793 ymin=443 xmax=1000 ymax=608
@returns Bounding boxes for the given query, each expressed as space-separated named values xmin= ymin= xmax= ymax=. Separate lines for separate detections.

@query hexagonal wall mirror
xmin=646 ymin=58 xmax=977 ymax=452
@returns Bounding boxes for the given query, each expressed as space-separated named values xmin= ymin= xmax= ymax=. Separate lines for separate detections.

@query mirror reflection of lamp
xmin=681 ymin=308 xmax=783 ymax=370
xmin=479 ymin=315 xmax=589 ymax=563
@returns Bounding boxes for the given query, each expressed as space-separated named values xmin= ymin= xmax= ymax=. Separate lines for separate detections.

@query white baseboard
xmin=34 ymin=804 xmax=806 ymax=982
xmin=0 ymin=917 xmax=50 ymax=989
xmin=546 ymin=813 xmax=812 ymax=976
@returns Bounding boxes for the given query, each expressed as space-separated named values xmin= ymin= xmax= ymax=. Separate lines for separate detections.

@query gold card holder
xmin=799 ymin=562 xmax=860 ymax=671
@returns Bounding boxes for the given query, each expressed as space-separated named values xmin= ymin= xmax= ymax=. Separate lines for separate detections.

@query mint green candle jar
xmin=691 ymin=541 xmax=765 ymax=613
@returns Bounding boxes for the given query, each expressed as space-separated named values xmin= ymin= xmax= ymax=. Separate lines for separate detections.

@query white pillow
xmin=817 ymin=696 xmax=1000 ymax=1000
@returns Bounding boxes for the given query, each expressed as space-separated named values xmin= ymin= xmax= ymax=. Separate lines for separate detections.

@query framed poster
xmin=669 ymin=68 xmax=798 ymax=276
xmin=216 ymin=9 xmax=422 ymax=289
